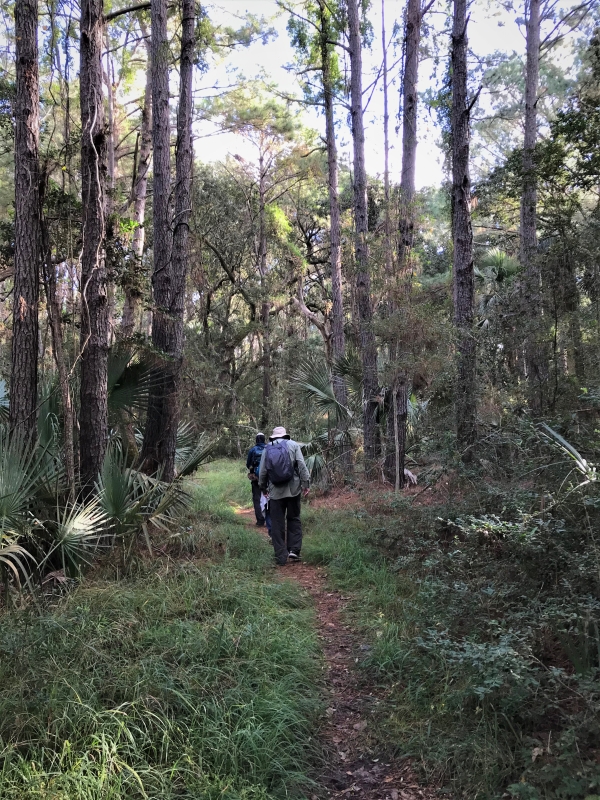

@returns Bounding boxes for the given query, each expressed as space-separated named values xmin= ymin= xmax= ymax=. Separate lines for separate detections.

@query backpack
xmin=264 ymin=440 xmax=295 ymax=486
xmin=250 ymin=444 xmax=265 ymax=476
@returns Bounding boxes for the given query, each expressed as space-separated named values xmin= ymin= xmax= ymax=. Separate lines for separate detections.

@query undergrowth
xmin=0 ymin=461 xmax=322 ymax=799
xmin=302 ymin=439 xmax=600 ymax=800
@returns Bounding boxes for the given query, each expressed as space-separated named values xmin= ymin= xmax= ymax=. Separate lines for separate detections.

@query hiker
xmin=246 ymin=433 xmax=267 ymax=526
xmin=258 ymin=426 xmax=310 ymax=565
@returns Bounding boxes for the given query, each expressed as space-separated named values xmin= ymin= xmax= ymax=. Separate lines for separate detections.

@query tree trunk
xmin=141 ymin=0 xmax=193 ymax=480
xmin=10 ymin=0 xmax=41 ymax=439
xmin=451 ymin=0 xmax=477 ymax=457
xmin=398 ymin=0 xmax=420 ymax=274
xmin=41 ymin=227 xmax=76 ymax=493
xmin=79 ymin=0 xmax=109 ymax=487
xmin=121 ymin=31 xmax=152 ymax=339
xmin=521 ymin=0 xmax=547 ymax=414
xmin=347 ymin=0 xmax=378 ymax=476
xmin=319 ymin=0 xmax=346 ymax=397
xmin=258 ymin=149 xmax=271 ymax=430
xmin=166 ymin=0 xmax=195 ymax=478
xmin=385 ymin=0 xmax=422 ymax=488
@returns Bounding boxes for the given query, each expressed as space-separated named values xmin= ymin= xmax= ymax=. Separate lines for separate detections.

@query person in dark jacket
xmin=258 ymin=426 xmax=310 ymax=565
xmin=246 ymin=433 xmax=267 ymax=525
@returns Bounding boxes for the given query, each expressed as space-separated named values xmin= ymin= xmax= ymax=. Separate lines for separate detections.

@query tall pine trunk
xmin=121 ymin=32 xmax=152 ymax=339
xmin=385 ymin=0 xmax=422 ymax=488
xmin=347 ymin=0 xmax=378 ymax=476
xmin=79 ymin=0 xmax=109 ymax=487
xmin=258 ymin=149 xmax=271 ymax=430
xmin=10 ymin=0 xmax=41 ymax=439
xmin=319 ymin=0 xmax=349 ymax=464
xmin=167 ymin=0 xmax=195 ymax=476
xmin=141 ymin=0 xmax=172 ymax=475
xmin=521 ymin=0 xmax=547 ymax=414
xmin=319 ymin=0 xmax=345 ymax=382
xmin=141 ymin=0 xmax=194 ymax=480
xmin=451 ymin=0 xmax=477 ymax=456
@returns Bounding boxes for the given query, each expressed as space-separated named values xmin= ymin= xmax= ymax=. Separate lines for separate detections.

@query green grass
xmin=0 ymin=461 xmax=322 ymax=799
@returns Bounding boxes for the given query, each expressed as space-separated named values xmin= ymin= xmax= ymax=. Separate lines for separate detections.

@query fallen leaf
xmin=353 ymin=721 xmax=367 ymax=731
xmin=391 ymin=791 xmax=399 ymax=800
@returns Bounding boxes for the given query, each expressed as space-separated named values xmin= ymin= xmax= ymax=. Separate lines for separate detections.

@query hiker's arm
xmin=258 ymin=450 xmax=268 ymax=491
xmin=295 ymin=444 xmax=310 ymax=489
xmin=246 ymin=449 xmax=253 ymax=470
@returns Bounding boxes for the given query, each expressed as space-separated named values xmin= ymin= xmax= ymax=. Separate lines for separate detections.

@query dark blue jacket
xmin=246 ymin=444 xmax=266 ymax=476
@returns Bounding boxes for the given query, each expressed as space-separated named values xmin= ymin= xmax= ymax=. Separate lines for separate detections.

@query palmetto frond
xmin=291 ymin=359 xmax=352 ymax=424
xmin=0 ymin=529 xmax=34 ymax=585
xmin=175 ymin=427 xmax=216 ymax=477
xmin=44 ymin=499 xmax=109 ymax=575
xmin=479 ymin=247 xmax=520 ymax=282
xmin=333 ymin=351 xmax=363 ymax=398
xmin=108 ymin=346 xmax=160 ymax=420
xmin=0 ymin=427 xmax=54 ymax=532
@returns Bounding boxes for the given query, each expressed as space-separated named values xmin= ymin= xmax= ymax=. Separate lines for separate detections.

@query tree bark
xmin=398 ymin=0 xmax=420 ymax=274
xmin=141 ymin=0 xmax=194 ymax=480
xmin=521 ymin=0 xmax=547 ymax=414
xmin=319 ymin=0 xmax=346 ymax=402
xmin=167 ymin=0 xmax=194 ymax=478
xmin=347 ymin=0 xmax=379 ymax=476
xmin=258 ymin=147 xmax=271 ymax=430
xmin=121 ymin=33 xmax=152 ymax=339
xmin=451 ymin=0 xmax=477 ymax=457
xmin=41 ymin=228 xmax=76 ymax=493
xmin=10 ymin=0 xmax=41 ymax=440
xmin=79 ymin=0 xmax=109 ymax=487
xmin=385 ymin=0 xmax=423 ymax=488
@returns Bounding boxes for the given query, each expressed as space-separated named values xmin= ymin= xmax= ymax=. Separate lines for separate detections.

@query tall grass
xmin=0 ymin=462 xmax=322 ymax=799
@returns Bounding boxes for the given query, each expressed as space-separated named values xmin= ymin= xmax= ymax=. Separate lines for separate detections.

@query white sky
xmin=195 ymin=0 xmax=528 ymax=188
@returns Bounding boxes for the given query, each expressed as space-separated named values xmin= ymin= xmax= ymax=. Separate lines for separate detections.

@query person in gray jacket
xmin=258 ymin=426 xmax=310 ymax=565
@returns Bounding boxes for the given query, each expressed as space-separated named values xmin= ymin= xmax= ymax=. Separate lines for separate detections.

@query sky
xmin=194 ymin=0 xmax=528 ymax=188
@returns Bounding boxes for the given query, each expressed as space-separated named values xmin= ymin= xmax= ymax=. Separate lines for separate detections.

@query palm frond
xmin=108 ymin=347 xmax=160 ymax=419
xmin=333 ymin=351 xmax=363 ymax=397
xmin=176 ymin=431 xmax=217 ymax=477
xmin=46 ymin=499 xmax=109 ymax=574
xmin=538 ymin=423 xmax=597 ymax=482
xmin=291 ymin=359 xmax=352 ymax=424
xmin=480 ymin=247 xmax=520 ymax=282
xmin=0 ymin=529 xmax=34 ymax=585
xmin=0 ymin=427 xmax=55 ymax=532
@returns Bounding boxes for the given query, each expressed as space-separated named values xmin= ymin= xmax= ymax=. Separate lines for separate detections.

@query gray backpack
xmin=264 ymin=440 xmax=295 ymax=485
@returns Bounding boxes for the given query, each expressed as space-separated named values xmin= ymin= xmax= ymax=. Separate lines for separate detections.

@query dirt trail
xmin=235 ymin=506 xmax=438 ymax=800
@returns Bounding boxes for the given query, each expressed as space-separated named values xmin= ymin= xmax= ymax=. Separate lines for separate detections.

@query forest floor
xmin=233 ymin=503 xmax=438 ymax=800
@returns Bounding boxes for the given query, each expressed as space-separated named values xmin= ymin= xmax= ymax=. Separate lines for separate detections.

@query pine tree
xmin=10 ymin=0 xmax=41 ymax=440
xmin=79 ymin=0 xmax=109 ymax=487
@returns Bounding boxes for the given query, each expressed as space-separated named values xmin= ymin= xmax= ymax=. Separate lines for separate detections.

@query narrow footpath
xmin=235 ymin=506 xmax=438 ymax=800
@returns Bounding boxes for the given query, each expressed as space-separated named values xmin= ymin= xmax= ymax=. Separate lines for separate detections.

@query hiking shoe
xmin=288 ymin=551 xmax=301 ymax=562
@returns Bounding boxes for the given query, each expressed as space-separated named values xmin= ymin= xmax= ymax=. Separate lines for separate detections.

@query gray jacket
xmin=258 ymin=438 xmax=310 ymax=499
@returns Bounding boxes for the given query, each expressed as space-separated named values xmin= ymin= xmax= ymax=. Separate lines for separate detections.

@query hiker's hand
xmin=302 ymin=487 xmax=310 ymax=498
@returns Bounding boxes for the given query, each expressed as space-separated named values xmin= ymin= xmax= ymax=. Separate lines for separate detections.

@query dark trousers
xmin=270 ymin=494 xmax=302 ymax=565
xmin=251 ymin=481 xmax=265 ymax=525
